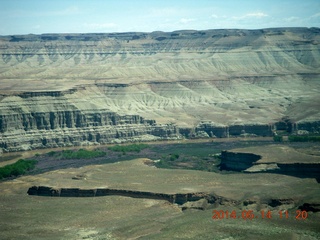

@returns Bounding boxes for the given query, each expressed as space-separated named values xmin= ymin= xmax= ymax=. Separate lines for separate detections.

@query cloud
xmin=210 ymin=14 xmax=218 ymax=19
xmin=245 ymin=12 xmax=268 ymax=18
xmin=284 ymin=16 xmax=300 ymax=22
xmin=310 ymin=12 xmax=320 ymax=19
xmin=232 ymin=12 xmax=268 ymax=20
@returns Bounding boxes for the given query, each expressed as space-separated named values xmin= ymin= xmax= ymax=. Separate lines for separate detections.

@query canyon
xmin=1 ymin=27 xmax=320 ymax=240
xmin=1 ymin=28 xmax=320 ymax=152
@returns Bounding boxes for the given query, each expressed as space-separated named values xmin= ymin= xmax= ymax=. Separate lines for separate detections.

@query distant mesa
xmin=0 ymin=28 xmax=319 ymax=152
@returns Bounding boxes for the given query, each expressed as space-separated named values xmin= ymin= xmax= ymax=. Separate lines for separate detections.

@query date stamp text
xmin=212 ymin=210 xmax=308 ymax=220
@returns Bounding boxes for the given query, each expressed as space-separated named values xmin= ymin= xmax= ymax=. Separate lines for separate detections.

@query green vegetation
xmin=154 ymin=158 xmax=174 ymax=169
xmin=151 ymin=143 xmax=228 ymax=172
xmin=61 ymin=149 xmax=106 ymax=159
xmin=288 ymin=135 xmax=320 ymax=142
xmin=155 ymin=152 xmax=220 ymax=172
xmin=169 ymin=153 xmax=179 ymax=161
xmin=108 ymin=143 xmax=149 ymax=153
xmin=0 ymin=154 xmax=22 ymax=163
xmin=0 ymin=159 xmax=37 ymax=179
xmin=47 ymin=149 xmax=106 ymax=159
xmin=273 ymin=135 xmax=283 ymax=142
xmin=151 ymin=141 xmax=274 ymax=172
xmin=32 ymin=141 xmax=274 ymax=174
xmin=155 ymin=153 xmax=180 ymax=168
xmin=151 ymin=143 xmax=219 ymax=157
xmin=47 ymin=151 xmax=56 ymax=156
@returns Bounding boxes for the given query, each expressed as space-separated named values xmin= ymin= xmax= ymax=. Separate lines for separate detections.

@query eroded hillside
xmin=0 ymin=28 xmax=320 ymax=151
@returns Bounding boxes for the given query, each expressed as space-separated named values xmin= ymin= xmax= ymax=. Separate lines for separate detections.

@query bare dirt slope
xmin=1 ymin=28 xmax=320 ymax=123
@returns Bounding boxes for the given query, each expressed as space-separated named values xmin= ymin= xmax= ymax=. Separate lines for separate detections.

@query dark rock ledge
xmin=220 ymin=150 xmax=320 ymax=182
xmin=27 ymin=185 xmax=217 ymax=204
xmin=27 ymin=185 xmax=236 ymax=211
xmin=27 ymin=185 xmax=320 ymax=213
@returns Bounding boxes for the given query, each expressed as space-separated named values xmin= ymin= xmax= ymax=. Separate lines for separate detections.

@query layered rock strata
xmin=1 ymin=28 xmax=320 ymax=152
xmin=0 ymin=107 xmax=179 ymax=151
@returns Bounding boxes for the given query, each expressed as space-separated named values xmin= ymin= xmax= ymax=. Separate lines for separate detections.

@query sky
xmin=0 ymin=0 xmax=319 ymax=35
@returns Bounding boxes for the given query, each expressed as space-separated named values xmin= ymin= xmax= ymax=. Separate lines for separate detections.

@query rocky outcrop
xmin=275 ymin=118 xmax=320 ymax=134
xmin=28 ymin=185 xmax=318 ymax=213
xmin=0 ymin=102 xmax=181 ymax=151
xmin=294 ymin=121 xmax=320 ymax=134
xmin=220 ymin=151 xmax=261 ymax=171
xmin=181 ymin=199 xmax=210 ymax=211
xmin=0 ymin=122 xmax=179 ymax=152
xmin=276 ymin=163 xmax=320 ymax=181
xmin=2 ymin=103 xmax=319 ymax=152
xmin=196 ymin=122 xmax=274 ymax=138
xmin=220 ymin=149 xmax=320 ymax=182
xmin=298 ymin=203 xmax=320 ymax=212
xmin=27 ymin=185 xmax=217 ymax=205
xmin=0 ymin=110 xmax=155 ymax=132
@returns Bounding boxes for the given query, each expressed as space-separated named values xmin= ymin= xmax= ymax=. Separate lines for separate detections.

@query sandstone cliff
xmin=0 ymin=28 xmax=320 ymax=151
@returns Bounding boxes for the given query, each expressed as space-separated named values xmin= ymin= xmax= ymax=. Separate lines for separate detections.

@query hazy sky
xmin=0 ymin=0 xmax=319 ymax=35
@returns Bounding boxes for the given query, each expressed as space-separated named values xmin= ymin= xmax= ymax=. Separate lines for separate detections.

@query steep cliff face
xmin=1 ymin=28 xmax=320 ymax=151
xmin=220 ymin=151 xmax=262 ymax=171
xmin=220 ymin=146 xmax=320 ymax=182
xmin=27 ymin=186 xmax=217 ymax=205
xmin=0 ymin=107 xmax=178 ymax=151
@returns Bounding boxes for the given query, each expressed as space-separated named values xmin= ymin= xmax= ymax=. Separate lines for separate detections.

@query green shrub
xmin=288 ymin=135 xmax=320 ymax=142
xmin=61 ymin=149 xmax=106 ymax=159
xmin=169 ymin=154 xmax=179 ymax=161
xmin=108 ymin=144 xmax=149 ymax=153
xmin=47 ymin=151 xmax=56 ymax=156
xmin=155 ymin=159 xmax=173 ymax=169
xmin=273 ymin=135 xmax=283 ymax=142
xmin=309 ymin=136 xmax=320 ymax=142
xmin=0 ymin=167 xmax=11 ymax=179
xmin=0 ymin=159 xmax=37 ymax=179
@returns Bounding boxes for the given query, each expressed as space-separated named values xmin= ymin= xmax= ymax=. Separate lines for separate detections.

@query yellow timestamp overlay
xmin=212 ymin=210 xmax=308 ymax=220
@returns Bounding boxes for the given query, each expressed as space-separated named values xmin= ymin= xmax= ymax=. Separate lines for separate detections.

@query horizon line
xmin=1 ymin=26 xmax=319 ymax=37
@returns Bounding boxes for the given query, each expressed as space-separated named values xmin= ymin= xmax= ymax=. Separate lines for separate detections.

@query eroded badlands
xmin=0 ymin=28 xmax=320 ymax=151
